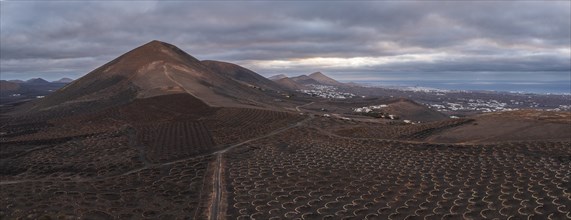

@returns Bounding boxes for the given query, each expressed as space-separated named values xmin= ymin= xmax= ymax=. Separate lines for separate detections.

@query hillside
xmin=274 ymin=77 xmax=307 ymax=90
xmin=308 ymin=72 xmax=343 ymax=86
xmin=201 ymin=60 xmax=283 ymax=91
xmin=0 ymin=80 xmax=20 ymax=92
xmin=383 ymin=98 xmax=448 ymax=122
xmin=25 ymin=78 xmax=50 ymax=84
xmin=290 ymin=75 xmax=320 ymax=85
xmin=268 ymin=74 xmax=288 ymax=81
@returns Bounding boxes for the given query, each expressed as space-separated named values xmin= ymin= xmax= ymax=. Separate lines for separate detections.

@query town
xmin=298 ymin=84 xmax=356 ymax=99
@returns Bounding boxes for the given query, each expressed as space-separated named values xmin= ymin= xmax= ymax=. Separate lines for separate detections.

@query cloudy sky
xmin=1 ymin=1 xmax=570 ymax=82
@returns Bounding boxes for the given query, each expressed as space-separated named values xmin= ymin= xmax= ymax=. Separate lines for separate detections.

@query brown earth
xmin=274 ymin=77 xmax=307 ymax=90
xmin=426 ymin=110 xmax=571 ymax=143
xmin=381 ymin=98 xmax=448 ymax=122
xmin=0 ymin=80 xmax=20 ymax=91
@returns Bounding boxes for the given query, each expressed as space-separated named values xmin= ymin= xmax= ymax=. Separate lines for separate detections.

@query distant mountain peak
xmin=308 ymin=72 xmax=342 ymax=86
xmin=268 ymin=74 xmax=288 ymax=81
xmin=141 ymin=40 xmax=172 ymax=49
xmin=26 ymin=78 xmax=50 ymax=84
xmin=309 ymin=71 xmax=325 ymax=77
xmin=290 ymin=75 xmax=320 ymax=85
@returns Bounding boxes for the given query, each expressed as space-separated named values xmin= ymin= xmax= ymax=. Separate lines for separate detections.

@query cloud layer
xmin=1 ymin=1 xmax=569 ymax=81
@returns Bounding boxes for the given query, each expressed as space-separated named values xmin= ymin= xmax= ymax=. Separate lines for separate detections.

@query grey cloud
xmin=0 ymin=1 xmax=569 ymax=81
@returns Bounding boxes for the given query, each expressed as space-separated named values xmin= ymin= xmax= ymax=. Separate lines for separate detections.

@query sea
xmin=346 ymin=80 xmax=571 ymax=95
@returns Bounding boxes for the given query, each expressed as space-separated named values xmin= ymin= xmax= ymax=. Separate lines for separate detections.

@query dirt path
xmin=296 ymin=101 xmax=314 ymax=112
xmin=208 ymin=115 xmax=314 ymax=220
xmin=210 ymin=154 xmax=223 ymax=220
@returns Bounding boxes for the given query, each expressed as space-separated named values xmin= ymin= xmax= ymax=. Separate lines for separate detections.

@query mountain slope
xmin=201 ymin=60 xmax=283 ymax=91
xmin=23 ymin=40 xmax=280 ymax=115
xmin=25 ymin=78 xmax=50 ymax=84
xmin=290 ymin=75 xmax=321 ymax=85
xmin=0 ymin=80 xmax=20 ymax=91
xmin=308 ymin=72 xmax=343 ymax=86
xmin=268 ymin=74 xmax=288 ymax=81
xmin=275 ymin=77 xmax=307 ymax=90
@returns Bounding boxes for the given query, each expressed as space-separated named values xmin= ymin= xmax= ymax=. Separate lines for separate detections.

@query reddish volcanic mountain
xmin=22 ymin=40 xmax=283 ymax=115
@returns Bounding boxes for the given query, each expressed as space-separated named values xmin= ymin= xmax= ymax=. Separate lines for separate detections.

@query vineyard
xmin=0 ymin=93 xmax=213 ymax=143
xmin=1 ymin=131 xmax=143 ymax=182
xmin=0 ymin=155 xmax=212 ymax=219
xmin=0 ymin=107 xmax=124 ymax=144
xmin=136 ymin=120 xmax=216 ymax=162
xmin=205 ymin=108 xmax=305 ymax=145
xmin=115 ymin=94 xmax=213 ymax=125
xmin=224 ymin=127 xmax=571 ymax=219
